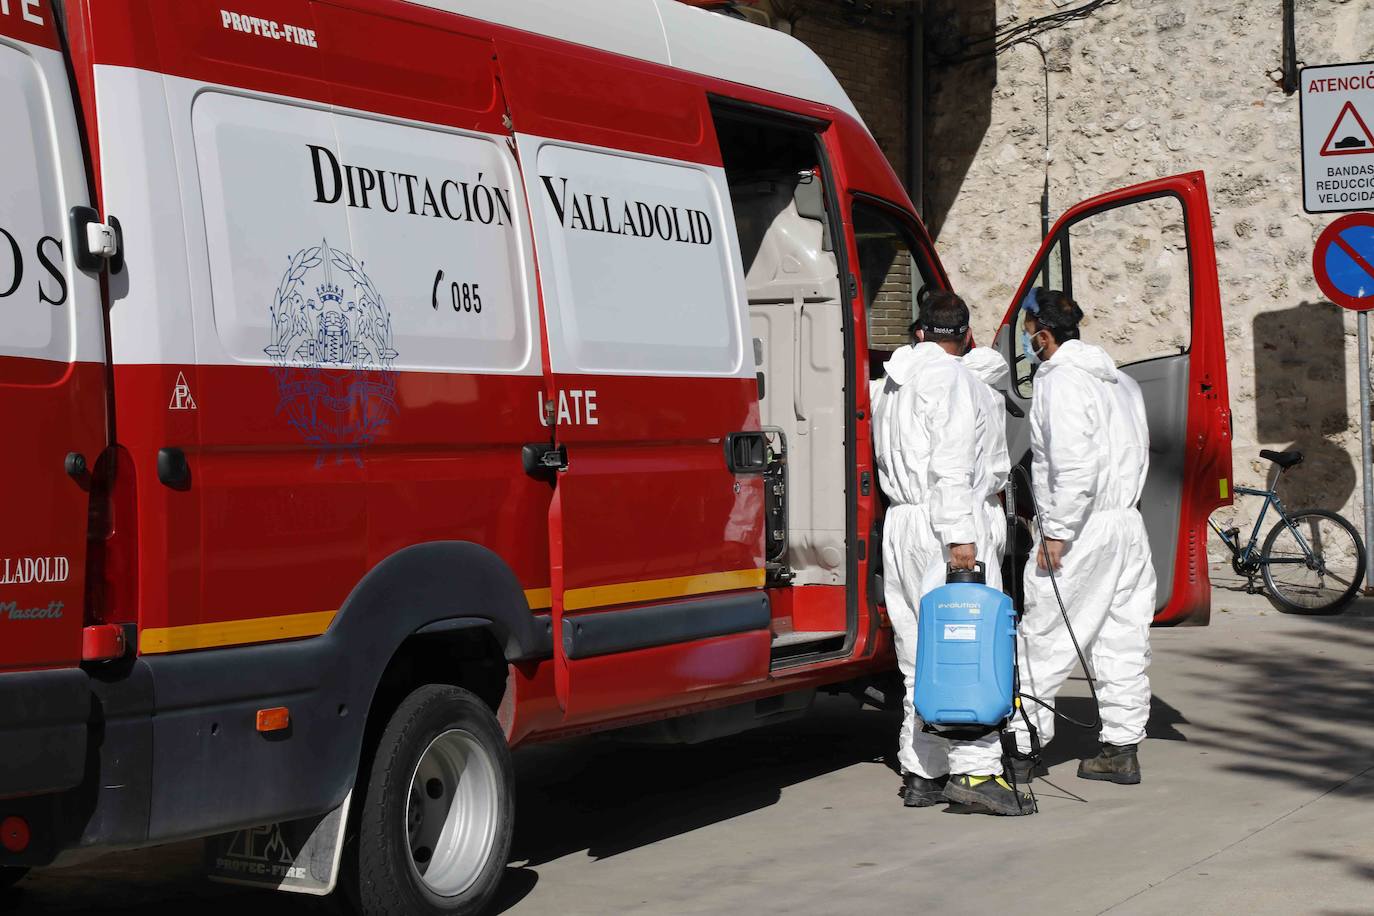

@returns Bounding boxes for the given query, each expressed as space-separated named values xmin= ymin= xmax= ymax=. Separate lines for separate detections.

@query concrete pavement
xmin=5 ymin=582 xmax=1373 ymax=915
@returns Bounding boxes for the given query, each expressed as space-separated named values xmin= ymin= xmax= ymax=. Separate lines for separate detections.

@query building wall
xmin=764 ymin=0 xmax=917 ymax=349
xmin=923 ymin=0 xmax=1374 ymax=559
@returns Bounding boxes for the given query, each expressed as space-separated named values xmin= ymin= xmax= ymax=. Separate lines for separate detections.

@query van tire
xmin=349 ymin=684 xmax=513 ymax=916
xmin=0 ymin=866 xmax=28 ymax=889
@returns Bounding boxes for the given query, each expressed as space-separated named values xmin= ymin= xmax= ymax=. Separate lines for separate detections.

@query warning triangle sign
xmin=1320 ymin=100 xmax=1374 ymax=157
xmin=169 ymin=371 xmax=197 ymax=410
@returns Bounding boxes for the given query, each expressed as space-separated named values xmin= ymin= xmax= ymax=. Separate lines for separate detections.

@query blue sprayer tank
xmin=913 ymin=563 xmax=1017 ymax=730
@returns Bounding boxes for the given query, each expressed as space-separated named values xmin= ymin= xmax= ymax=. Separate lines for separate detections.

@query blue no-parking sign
xmin=1314 ymin=213 xmax=1374 ymax=311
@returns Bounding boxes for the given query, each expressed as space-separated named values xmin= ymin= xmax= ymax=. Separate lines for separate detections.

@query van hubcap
xmin=405 ymin=729 xmax=499 ymax=897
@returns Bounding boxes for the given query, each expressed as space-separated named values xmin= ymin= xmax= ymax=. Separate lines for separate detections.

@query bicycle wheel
xmin=1260 ymin=508 xmax=1365 ymax=614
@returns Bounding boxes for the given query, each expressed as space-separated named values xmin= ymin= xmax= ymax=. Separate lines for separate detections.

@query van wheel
xmin=0 ymin=866 xmax=28 ymax=889
xmin=350 ymin=685 xmax=513 ymax=916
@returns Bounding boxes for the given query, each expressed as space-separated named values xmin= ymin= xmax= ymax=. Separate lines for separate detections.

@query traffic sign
xmin=1314 ymin=212 xmax=1374 ymax=594
xmin=1300 ymin=62 xmax=1374 ymax=213
xmin=1313 ymin=213 xmax=1374 ymax=310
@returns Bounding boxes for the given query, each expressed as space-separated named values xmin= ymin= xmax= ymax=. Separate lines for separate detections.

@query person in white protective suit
xmin=872 ymin=291 xmax=1034 ymax=816
xmin=959 ymin=347 xmax=1012 ymax=578
xmin=1009 ymin=288 xmax=1157 ymax=786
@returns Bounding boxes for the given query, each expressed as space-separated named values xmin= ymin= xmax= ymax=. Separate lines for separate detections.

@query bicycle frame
xmin=1208 ymin=485 xmax=1322 ymax=572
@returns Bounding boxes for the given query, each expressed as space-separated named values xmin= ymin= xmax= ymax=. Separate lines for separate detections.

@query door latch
xmin=522 ymin=442 xmax=567 ymax=476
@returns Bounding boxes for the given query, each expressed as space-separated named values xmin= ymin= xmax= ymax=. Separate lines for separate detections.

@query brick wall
xmin=770 ymin=2 xmax=916 ymax=349
xmin=869 ymin=238 xmax=916 ymax=348
xmin=788 ymin=11 xmax=909 ymax=183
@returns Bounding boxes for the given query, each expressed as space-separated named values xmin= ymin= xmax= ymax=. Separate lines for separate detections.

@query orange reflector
xmin=255 ymin=707 xmax=290 ymax=732
xmin=82 ymin=624 xmax=126 ymax=662
xmin=1 ymin=816 xmax=30 ymax=853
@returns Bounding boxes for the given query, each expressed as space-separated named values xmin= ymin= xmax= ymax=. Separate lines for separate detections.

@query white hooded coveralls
xmin=873 ymin=342 xmax=1003 ymax=778
xmin=1009 ymin=339 xmax=1157 ymax=754
xmin=959 ymin=347 xmax=1013 ymax=570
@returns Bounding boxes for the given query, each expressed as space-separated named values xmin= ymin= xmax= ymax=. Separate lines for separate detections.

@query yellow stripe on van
xmin=140 ymin=610 xmax=338 ymax=654
xmin=563 ymin=568 xmax=766 ymax=612
xmin=1220 ymin=478 xmax=1230 ymax=499
xmin=138 ymin=572 xmax=762 ymax=653
xmin=524 ymin=588 xmax=553 ymax=611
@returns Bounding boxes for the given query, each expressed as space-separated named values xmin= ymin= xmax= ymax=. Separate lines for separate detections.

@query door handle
xmin=69 ymin=206 xmax=124 ymax=275
xmin=725 ymin=431 xmax=768 ymax=474
xmin=792 ymin=308 xmax=808 ymax=425
xmin=1000 ymin=389 xmax=1025 ymax=418
xmin=157 ymin=447 xmax=191 ymax=489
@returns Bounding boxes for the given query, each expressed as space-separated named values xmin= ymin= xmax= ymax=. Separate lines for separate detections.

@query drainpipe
xmin=907 ymin=1 xmax=924 ymax=216
xmin=1281 ymin=0 xmax=1297 ymax=95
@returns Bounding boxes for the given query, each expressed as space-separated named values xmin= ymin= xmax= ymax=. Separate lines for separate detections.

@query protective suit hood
xmin=961 ymin=346 xmax=1010 ymax=387
xmin=1040 ymin=338 xmax=1118 ymax=383
xmin=884 ymin=341 xmax=948 ymax=387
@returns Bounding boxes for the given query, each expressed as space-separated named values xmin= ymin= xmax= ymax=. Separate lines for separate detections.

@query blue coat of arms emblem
xmin=265 ymin=239 xmax=399 ymax=462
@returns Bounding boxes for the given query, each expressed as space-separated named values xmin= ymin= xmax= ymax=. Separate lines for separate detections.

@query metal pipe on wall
xmin=907 ymin=0 xmax=924 ymax=215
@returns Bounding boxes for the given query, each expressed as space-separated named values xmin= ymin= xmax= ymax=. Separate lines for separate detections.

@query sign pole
xmin=1312 ymin=213 xmax=1374 ymax=590
xmin=1361 ymin=310 xmax=1374 ymax=591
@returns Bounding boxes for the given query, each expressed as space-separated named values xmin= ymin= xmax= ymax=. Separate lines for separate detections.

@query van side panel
xmin=5 ymin=0 xmax=918 ymax=866
xmin=504 ymin=35 xmax=772 ymax=719
xmin=87 ymin=1 xmax=550 ymax=654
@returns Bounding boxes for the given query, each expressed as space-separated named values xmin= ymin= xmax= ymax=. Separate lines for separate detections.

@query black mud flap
xmin=204 ymin=792 xmax=351 ymax=896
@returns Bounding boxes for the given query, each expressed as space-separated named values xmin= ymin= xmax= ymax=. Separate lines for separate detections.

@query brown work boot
xmin=1077 ymin=743 xmax=1141 ymax=785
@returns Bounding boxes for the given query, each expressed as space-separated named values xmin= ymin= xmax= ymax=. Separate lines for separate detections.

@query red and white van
xmin=0 ymin=0 xmax=1231 ymax=912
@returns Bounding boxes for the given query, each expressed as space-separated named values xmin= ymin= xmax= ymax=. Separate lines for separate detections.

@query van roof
xmin=419 ymin=0 xmax=864 ymax=126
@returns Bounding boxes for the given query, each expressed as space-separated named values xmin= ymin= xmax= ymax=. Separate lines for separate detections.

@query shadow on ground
xmin=3 ymin=697 xmax=895 ymax=916
xmin=1030 ymin=692 xmax=1191 ymax=773
xmin=507 ymin=695 xmax=893 ymax=870
xmin=1210 ymin=551 xmax=1374 ymax=619
xmin=1162 ymin=613 xmax=1374 ymax=792
xmin=10 ymin=602 xmax=1374 ymax=914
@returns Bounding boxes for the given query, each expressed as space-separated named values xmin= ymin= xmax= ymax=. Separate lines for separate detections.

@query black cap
xmin=945 ymin=562 xmax=987 ymax=584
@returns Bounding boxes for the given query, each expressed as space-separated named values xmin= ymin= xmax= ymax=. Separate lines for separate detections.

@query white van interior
xmin=713 ymin=109 xmax=850 ymax=659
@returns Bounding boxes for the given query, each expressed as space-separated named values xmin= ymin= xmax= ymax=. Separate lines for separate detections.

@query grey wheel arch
xmin=333 ymin=540 xmax=552 ymax=665
xmin=102 ymin=541 xmax=547 ymax=847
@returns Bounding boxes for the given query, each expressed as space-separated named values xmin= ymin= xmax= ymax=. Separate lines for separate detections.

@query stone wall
xmin=923 ymin=0 xmax=1374 ymax=559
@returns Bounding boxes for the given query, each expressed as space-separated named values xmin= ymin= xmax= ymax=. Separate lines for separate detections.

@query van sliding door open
xmin=995 ymin=173 xmax=1232 ymax=625
xmin=710 ymin=105 xmax=859 ymax=666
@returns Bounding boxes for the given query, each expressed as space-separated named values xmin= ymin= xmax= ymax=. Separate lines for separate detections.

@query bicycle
xmin=1208 ymin=449 xmax=1366 ymax=615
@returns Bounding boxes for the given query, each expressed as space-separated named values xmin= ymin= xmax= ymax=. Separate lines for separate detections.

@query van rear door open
xmin=0 ymin=1 xmax=108 ymax=800
xmin=995 ymin=172 xmax=1232 ymax=625
xmin=0 ymin=4 xmax=107 ymax=674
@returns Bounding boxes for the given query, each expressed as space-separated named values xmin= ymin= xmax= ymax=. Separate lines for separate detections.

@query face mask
xmin=1022 ymin=329 xmax=1045 ymax=365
